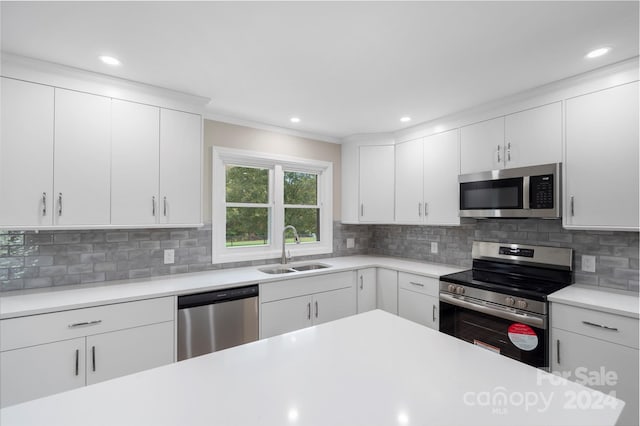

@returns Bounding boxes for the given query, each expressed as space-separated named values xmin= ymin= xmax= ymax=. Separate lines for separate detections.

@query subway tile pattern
xmin=0 ymin=222 xmax=369 ymax=292
xmin=369 ymin=219 xmax=639 ymax=292
xmin=1 ymin=220 xmax=637 ymax=293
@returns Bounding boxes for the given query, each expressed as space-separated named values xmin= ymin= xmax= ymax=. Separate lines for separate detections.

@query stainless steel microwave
xmin=459 ymin=163 xmax=561 ymax=218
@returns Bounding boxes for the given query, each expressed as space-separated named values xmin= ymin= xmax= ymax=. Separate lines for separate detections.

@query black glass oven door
xmin=440 ymin=301 xmax=548 ymax=368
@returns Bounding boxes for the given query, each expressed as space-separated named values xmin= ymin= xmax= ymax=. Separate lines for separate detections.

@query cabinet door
xmin=460 ymin=117 xmax=504 ymax=174
xmin=423 ymin=129 xmax=460 ymax=225
xmin=398 ymin=288 xmax=438 ymax=330
xmin=54 ymin=89 xmax=111 ymax=226
xmin=313 ymin=286 xmax=357 ymax=326
xmin=159 ymin=109 xmax=202 ymax=225
xmin=504 ymin=102 xmax=561 ymax=168
xmin=357 ymin=268 xmax=377 ymax=313
xmin=552 ymin=328 xmax=639 ymax=426
xmin=395 ymin=139 xmax=424 ymax=223
xmin=0 ymin=337 xmax=85 ymax=408
xmin=376 ymin=268 xmax=398 ymax=315
xmin=565 ymin=82 xmax=639 ymax=230
xmin=0 ymin=78 xmax=54 ymax=227
xmin=359 ymin=145 xmax=395 ymax=223
xmin=86 ymin=322 xmax=174 ymax=385
xmin=111 ymin=100 xmax=160 ymax=225
xmin=261 ymin=295 xmax=313 ymax=339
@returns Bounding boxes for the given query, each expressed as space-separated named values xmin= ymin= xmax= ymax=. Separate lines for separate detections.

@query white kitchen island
xmin=0 ymin=310 xmax=624 ymax=426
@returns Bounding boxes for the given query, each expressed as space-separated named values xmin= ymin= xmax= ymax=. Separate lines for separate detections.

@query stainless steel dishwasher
xmin=177 ymin=285 xmax=259 ymax=361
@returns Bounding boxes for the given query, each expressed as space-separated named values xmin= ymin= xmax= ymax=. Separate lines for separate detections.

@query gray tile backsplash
xmin=1 ymin=219 xmax=638 ymax=293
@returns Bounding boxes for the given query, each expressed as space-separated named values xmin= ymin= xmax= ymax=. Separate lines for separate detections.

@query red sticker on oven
xmin=508 ymin=323 xmax=538 ymax=351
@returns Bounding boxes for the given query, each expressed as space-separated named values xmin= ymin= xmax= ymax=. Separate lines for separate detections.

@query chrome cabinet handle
xmin=315 ymin=301 xmax=318 ymax=318
xmin=58 ymin=193 xmax=63 ymax=216
xmin=506 ymin=142 xmax=511 ymax=162
xmin=360 ymin=275 xmax=364 ymax=290
xmin=424 ymin=202 xmax=428 ymax=216
xmin=42 ymin=192 xmax=47 ymax=216
xmin=68 ymin=320 xmax=102 ymax=328
xmin=75 ymin=349 xmax=79 ymax=376
xmin=582 ymin=320 xmax=619 ymax=332
xmin=152 ymin=196 xmax=156 ymax=216
xmin=307 ymin=302 xmax=311 ymax=320
xmin=92 ymin=346 xmax=96 ymax=372
xmin=360 ymin=203 xmax=364 ymax=217
xmin=496 ymin=145 xmax=501 ymax=163
xmin=163 ymin=196 xmax=167 ymax=216
xmin=418 ymin=203 xmax=422 ymax=217
xmin=410 ymin=281 xmax=424 ymax=287
xmin=432 ymin=305 xmax=437 ymax=322
xmin=570 ymin=196 xmax=575 ymax=217
xmin=556 ymin=339 xmax=560 ymax=365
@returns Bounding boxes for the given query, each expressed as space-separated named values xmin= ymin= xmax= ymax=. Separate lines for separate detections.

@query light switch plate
xmin=346 ymin=238 xmax=355 ymax=249
xmin=581 ymin=255 xmax=596 ymax=273
xmin=431 ymin=242 xmax=438 ymax=254
xmin=164 ymin=249 xmax=175 ymax=265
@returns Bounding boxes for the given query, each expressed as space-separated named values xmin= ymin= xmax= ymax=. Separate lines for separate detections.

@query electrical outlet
xmin=346 ymin=238 xmax=355 ymax=249
xmin=164 ymin=249 xmax=175 ymax=265
xmin=431 ymin=242 xmax=438 ymax=254
xmin=581 ymin=255 xmax=596 ymax=273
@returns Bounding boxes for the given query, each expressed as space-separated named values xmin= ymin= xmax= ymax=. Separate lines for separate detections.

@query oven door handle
xmin=439 ymin=293 xmax=545 ymax=329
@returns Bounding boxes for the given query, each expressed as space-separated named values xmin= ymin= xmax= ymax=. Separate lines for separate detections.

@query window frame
xmin=212 ymin=146 xmax=333 ymax=264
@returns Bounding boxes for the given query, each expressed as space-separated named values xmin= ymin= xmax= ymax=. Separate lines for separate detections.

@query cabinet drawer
xmin=551 ymin=303 xmax=639 ymax=349
xmin=398 ymin=272 xmax=438 ymax=297
xmin=260 ymin=271 xmax=355 ymax=303
xmin=0 ymin=297 xmax=175 ymax=352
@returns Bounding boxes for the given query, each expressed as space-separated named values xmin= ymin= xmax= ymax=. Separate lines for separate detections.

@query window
xmin=212 ymin=147 xmax=333 ymax=264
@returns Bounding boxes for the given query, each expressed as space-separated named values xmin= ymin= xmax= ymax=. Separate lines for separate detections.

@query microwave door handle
xmin=522 ymin=176 xmax=530 ymax=210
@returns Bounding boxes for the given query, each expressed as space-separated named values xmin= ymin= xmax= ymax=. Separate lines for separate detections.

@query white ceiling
xmin=1 ymin=1 xmax=638 ymax=141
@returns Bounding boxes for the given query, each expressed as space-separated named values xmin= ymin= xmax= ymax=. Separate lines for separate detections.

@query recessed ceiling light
xmin=290 ymin=117 xmax=301 ymax=123
xmin=400 ymin=116 xmax=411 ymax=123
xmin=99 ymin=55 xmax=121 ymax=66
xmin=585 ymin=47 xmax=611 ymax=59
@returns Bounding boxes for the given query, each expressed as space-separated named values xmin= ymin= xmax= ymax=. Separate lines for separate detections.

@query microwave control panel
xmin=529 ymin=174 xmax=554 ymax=209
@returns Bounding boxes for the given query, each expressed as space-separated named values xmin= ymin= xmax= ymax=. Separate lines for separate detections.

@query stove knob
xmin=505 ymin=297 xmax=515 ymax=306
xmin=447 ymin=284 xmax=456 ymax=293
xmin=516 ymin=300 xmax=528 ymax=309
xmin=455 ymin=286 xmax=465 ymax=295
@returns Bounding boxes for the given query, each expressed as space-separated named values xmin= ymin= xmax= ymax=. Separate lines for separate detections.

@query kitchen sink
xmin=258 ymin=263 xmax=331 ymax=274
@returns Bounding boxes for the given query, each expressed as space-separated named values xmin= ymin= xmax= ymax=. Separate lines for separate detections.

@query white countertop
xmin=548 ymin=284 xmax=639 ymax=319
xmin=0 ymin=256 xmax=464 ymax=319
xmin=0 ymin=310 xmax=624 ymax=426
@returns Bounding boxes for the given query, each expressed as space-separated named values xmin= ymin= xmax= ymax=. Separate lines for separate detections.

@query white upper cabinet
xmin=159 ymin=109 xmax=202 ymax=225
xmin=504 ymin=102 xmax=562 ymax=168
xmin=111 ymin=100 xmax=160 ymax=225
xmin=564 ymin=82 xmax=639 ymax=230
xmin=111 ymin=100 xmax=160 ymax=226
xmin=423 ymin=130 xmax=460 ymax=225
xmin=460 ymin=116 xmax=504 ymax=174
xmin=395 ymin=130 xmax=460 ymax=226
xmin=0 ymin=78 xmax=54 ymax=227
xmin=460 ymin=102 xmax=561 ymax=174
xmin=54 ymin=89 xmax=111 ymax=226
xmin=395 ymin=138 xmax=424 ymax=224
xmin=359 ymin=145 xmax=395 ymax=223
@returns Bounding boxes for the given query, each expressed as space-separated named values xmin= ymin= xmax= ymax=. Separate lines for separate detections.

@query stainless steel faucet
xmin=281 ymin=225 xmax=300 ymax=264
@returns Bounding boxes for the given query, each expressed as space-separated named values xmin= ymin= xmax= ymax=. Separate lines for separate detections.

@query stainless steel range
xmin=439 ymin=241 xmax=573 ymax=368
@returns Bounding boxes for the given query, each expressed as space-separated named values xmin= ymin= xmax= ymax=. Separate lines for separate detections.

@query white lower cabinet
xmin=0 ymin=297 xmax=175 ymax=408
xmin=551 ymin=303 xmax=639 ymax=426
xmin=357 ymin=268 xmax=377 ymax=313
xmin=397 ymin=272 xmax=439 ymax=330
xmin=376 ymin=268 xmax=398 ymax=315
xmin=260 ymin=271 xmax=356 ymax=339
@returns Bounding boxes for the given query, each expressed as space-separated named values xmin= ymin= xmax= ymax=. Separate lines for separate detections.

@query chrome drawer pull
xmin=409 ymin=281 xmax=424 ymax=287
xmin=68 ymin=320 xmax=102 ymax=328
xmin=582 ymin=320 xmax=619 ymax=332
